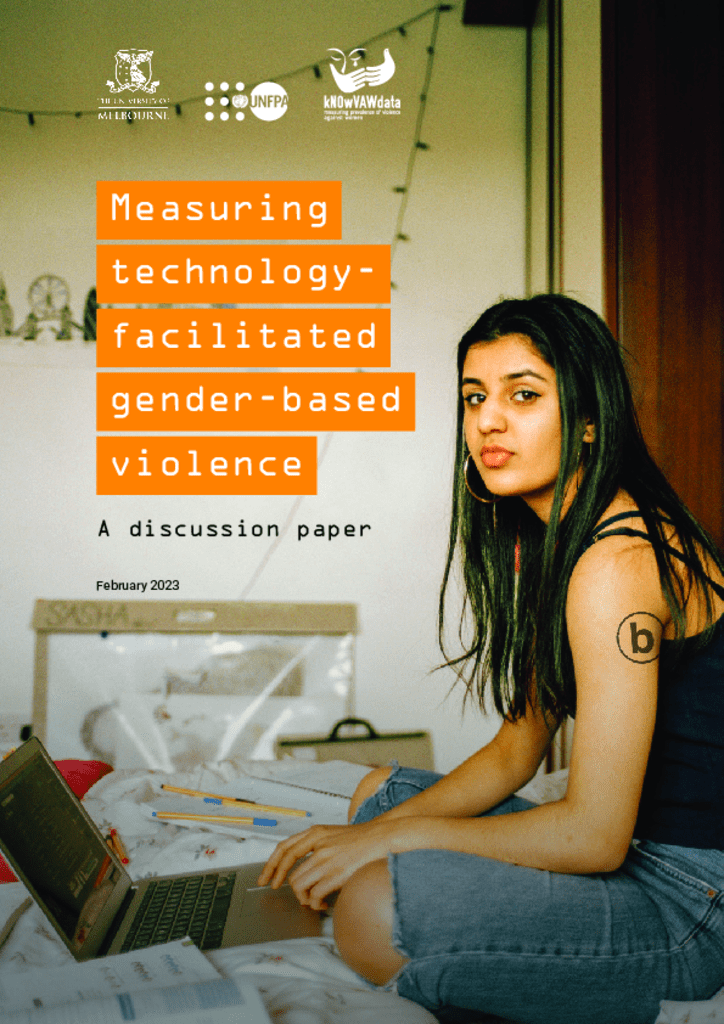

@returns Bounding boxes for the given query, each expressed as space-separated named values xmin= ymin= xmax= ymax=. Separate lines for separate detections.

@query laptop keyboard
xmin=120 ymin=873 xmax=236 ymax=951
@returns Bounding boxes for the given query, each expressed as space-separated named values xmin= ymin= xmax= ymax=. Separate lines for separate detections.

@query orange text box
xmin=96 ymin=181 xmax=342 ymax=239
xmin=97 ymin=308 xmax=390 ymax=368
xmin=97 ymin=436 xmax=317 ymax=495
xmin=96 ymin=245 xmax=390 ymax=303
xmin=97 ymin=370 xmax=413 ymax=430
xmin=97 ymin=372 xmax=415 ymax=431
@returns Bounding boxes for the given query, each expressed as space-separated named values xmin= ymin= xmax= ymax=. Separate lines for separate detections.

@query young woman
xmin=259 ymin=295 xmax=724 ymax=1023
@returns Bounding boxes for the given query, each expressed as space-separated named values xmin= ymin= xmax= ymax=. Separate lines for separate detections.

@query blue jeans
xmin=351 ymin=765 xmax=724 ymax=1024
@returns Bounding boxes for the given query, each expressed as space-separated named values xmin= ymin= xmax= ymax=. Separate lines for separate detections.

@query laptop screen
xmin=0 ymin=743 xmax=124 ymax=950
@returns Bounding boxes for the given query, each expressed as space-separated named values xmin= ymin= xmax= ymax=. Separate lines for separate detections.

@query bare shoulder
xmin=569 ymin=494 xmax=724 ymax=637
xmin=567 ymin=503 xmax=671 ymax=636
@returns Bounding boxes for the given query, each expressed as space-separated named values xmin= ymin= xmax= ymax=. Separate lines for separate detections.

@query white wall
xmin=528 ymin=0 xmax=603 ymax=311
xmin=561 ymin=0 xmax=603 ymax=313
xmin=0 ymin=1 xmax=528 ymax=771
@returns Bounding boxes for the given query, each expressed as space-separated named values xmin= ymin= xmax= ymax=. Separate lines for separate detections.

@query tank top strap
xmin=575 ymin=512 xmax=724 ymax=601
xmin=588 ymin=510 xmax=647 ymax=536
xmin=576 ymin=511 xmax=646 ymax=560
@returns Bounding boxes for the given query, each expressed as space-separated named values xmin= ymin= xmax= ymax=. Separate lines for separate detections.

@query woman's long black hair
xmin=439 ymin=294 xmax=724 ymax=724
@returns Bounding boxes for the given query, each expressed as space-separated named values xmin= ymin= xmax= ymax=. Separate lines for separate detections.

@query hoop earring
xmin=464 ymin=454 xmax=501 ymax=504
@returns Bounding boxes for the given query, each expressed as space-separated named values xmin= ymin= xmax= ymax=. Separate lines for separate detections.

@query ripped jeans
xmin=351 ymin=765 xmax=724 ymax=1024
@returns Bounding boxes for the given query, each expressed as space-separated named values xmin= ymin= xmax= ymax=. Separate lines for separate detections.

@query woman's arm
xmin=372 ymin=534 xmax=666 ymax=876
xmin=380 ymin=534 xmax=667 ymax=874
xmin=260 ymin=535 xmax=667 ymax=905
xmin=258 ymin=688 xmax=556 ymax=901
xmin=375 ymin=699 xmax=557 ymax=821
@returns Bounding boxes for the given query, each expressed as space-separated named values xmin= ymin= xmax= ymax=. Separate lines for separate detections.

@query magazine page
xmin=4 ymin=9 xmax=715 ymax=1024
xmin=0 ymin=939 xmax=220 ymax=1013
xmin=0 ymin=977 xmax=269 ymax=1024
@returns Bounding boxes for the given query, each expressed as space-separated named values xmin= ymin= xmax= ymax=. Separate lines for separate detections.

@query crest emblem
xmin=107 ymin=49 xmax=159 ymax=94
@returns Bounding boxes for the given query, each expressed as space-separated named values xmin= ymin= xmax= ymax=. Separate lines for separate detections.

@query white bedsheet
xmin=0 ymin=759 xmax=437 ymax=1024
xmin=0 ymin=760 xmax=721 ymax=1023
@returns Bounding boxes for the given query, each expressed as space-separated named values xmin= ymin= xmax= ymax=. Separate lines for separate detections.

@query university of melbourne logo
xmin=323 ymin=46 xmax=400 ymax=122
xmin=99 ymin=49 xmax=169 ymax=121
xmin=107 ymin=49 xmax=160 ymax=94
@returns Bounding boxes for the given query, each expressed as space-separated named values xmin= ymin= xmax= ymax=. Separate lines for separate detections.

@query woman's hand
xmin=257 ymin=818 xmax=404 ymax=911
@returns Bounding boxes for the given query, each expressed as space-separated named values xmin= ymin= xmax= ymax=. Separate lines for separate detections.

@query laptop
xmin=0 ymin=738 xmax=321 ymax=960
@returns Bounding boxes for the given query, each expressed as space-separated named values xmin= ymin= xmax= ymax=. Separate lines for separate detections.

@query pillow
xmin=53 ymin=759 xmax=114 ymax=799
xmin=0 ymin=759 xmax=113 ymax=883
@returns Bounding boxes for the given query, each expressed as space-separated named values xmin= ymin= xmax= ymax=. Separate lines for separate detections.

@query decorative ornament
xmin=0 ymin=276 xmax=14 ymax=336
xmin=12 ymin=274 xmax=85 ymax=340
xmin=28 ymin=274 xmax=70 ymax=321
xmin=83 ymin=288 xmax=97 ymax=340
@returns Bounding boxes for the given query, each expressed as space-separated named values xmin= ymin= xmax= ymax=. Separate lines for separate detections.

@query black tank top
xmin=577 ymin=512 xmax=724 ymax=849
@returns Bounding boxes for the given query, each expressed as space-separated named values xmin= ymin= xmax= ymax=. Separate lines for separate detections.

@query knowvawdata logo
xmin=98 ymin=49 xmax=170 ymax=122
xmin=323 ymin=46 xmax=400 ymax=122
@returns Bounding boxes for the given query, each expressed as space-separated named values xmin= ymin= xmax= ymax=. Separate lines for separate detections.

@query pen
xmin=160 ymin=783 xmax=310 ymax=818
xmin=109 ymin=828 xmax=130 ymax=864
xmin=152 ymin=811 xmax=277 ymax=826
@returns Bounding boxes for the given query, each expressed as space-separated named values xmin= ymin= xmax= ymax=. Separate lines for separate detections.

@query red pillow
xmin=0 ymin=759 xmax=113 ymax=883
xmin=54 ymin=759 xmax=114 ymax=799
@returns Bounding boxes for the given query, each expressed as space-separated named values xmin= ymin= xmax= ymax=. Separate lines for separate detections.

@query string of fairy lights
xmin=1 ymin=2 xmax=453 ymax=262
xmin=1 ymin=4 xmax=452 ymax=123
xmin=2 ymin=3 xmax=454 ymax=598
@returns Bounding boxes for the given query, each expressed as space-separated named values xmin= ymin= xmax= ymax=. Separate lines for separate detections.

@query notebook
xmin=0 ymin=737 xmax=321 ymax=960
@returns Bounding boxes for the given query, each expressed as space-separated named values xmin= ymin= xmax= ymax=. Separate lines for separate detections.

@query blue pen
xmin=202 ymin=796 xmax=311 ymax=817
xmin=152 ymin=810 xmax=277 ymax=826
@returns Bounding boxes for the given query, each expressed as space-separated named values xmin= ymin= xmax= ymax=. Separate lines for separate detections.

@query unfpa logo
xmin=204 ymin=81 xmax=288 ymax=122
xmin=616 ymin=612 xmax=663 ymax=663
xmin=249 ymin=82 xmax=288 ymax=121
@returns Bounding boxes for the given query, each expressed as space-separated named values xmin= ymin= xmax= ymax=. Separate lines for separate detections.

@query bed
xmin=0 ymin=757 xmax=721 ymax=1024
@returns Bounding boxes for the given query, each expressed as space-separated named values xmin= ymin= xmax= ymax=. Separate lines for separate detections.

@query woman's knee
xmin=347 ymin=765 xmax=393 ymax=822
xmin=333 ymin=858 xmax=407 ymax=986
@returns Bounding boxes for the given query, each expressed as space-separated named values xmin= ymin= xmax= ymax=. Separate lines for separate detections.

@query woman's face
xmin=461 ymin=333 xmax=565 ymax=521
